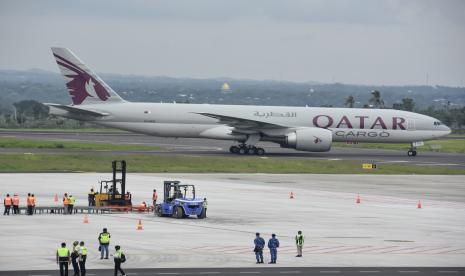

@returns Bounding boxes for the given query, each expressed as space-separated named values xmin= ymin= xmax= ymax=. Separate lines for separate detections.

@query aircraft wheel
xmin=238 ymin=147 xmax=247 ymax=155
xmin=256 ymin=148 xmax=265 ymax=155
xmin=412 ymin=150 xmax=417 ymax=156
xmin=407 ymin=150 xmax=417 ymax=157
xmin=229 ymin=146 xmax=239 ymax=154
xmin=248 ymin=147 xmax=257 ymax=155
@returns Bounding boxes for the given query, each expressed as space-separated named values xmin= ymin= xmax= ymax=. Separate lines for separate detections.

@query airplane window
xmin=144 ymin=111 xmax=151 ymax=114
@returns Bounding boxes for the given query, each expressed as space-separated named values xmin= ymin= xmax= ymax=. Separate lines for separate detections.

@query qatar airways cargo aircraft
xmin=46 ymin=48 xmax=451 ymax=157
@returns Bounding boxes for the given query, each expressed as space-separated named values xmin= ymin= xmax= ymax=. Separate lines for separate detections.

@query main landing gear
xmin=407 ymin=143 xmax=417 ymax=157
xmin=229 ymin=144 xmax=265 ymax=155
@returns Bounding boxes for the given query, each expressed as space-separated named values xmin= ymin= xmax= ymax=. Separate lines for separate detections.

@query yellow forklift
xmin=95 ymin=160 xmax=132 ymax=210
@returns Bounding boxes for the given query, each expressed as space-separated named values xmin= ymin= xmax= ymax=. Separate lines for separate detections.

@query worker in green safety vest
xmin=68 ymin=195 xmax=76 ymax=214
xmin=98 ymin=228 xmax=111 ymax=259
xmin=79 ymin=241 xmax=88 ymax=276
xmin=295 ymin=230 xmax=305 ymax=257
xmin=56 ymin=242 xmax=70 ymax=276
xmin=203 ymin=198 xmax=208 ymax=218
xmin=113 ymin=245 xmax=126 ymax=276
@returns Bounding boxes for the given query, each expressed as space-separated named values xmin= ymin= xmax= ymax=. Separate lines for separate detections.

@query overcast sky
xmin=1 ymin=0 xmax=464 ymax=86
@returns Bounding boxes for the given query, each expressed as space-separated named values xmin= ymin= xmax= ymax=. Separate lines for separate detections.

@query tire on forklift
xmin=197 ymin=208 xmax=206 ymax=219
xmin=173 ymin=206 xmax=184 ymax=219
xmin=155 ymin=205 xmax=163 ymax=217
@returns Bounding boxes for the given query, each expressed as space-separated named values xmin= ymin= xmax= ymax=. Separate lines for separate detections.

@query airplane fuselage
xmin=50 ymin=102 xmax=451 ymax=143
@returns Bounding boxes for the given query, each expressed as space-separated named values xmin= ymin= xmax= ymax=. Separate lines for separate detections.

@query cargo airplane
xmin=47 ymin=48 xmax=451 ymax=156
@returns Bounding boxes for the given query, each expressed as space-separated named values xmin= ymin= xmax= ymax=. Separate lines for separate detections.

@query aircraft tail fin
xmin=51 ymin=47 xmax=125 ymax=105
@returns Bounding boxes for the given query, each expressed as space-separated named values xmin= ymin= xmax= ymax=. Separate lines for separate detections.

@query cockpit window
xmin=433 ymin=121 xmax=442 ymax=126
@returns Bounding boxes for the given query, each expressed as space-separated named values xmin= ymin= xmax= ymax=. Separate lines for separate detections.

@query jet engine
xmin=283 ymin=127 xmax=332 ymax=152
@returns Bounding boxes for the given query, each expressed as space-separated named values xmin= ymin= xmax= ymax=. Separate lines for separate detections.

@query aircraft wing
xmin=45 ymin=103 xmax=110 ymax=117
xmin=195 ymin=112 xmax=286 ymax=131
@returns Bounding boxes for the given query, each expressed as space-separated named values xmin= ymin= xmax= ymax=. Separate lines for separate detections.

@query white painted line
xmin=359 ymin=271 xmax=380 ymax=273
xmin=438 ymin=271 xmax=458 ymax=273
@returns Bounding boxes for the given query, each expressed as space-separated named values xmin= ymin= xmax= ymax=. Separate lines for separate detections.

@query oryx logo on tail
xmin=54 ymin=53 xmax=110 ymax=105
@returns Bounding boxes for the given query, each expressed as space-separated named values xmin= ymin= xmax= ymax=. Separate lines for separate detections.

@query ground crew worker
xmin=71 ymin=241 xmax=80 ymax=276
xmin=68 ymin=195 xmax=76 ymax=214
xmin=113 ymin=245 xmax=126 ymax=276
xmin=267 ymin=233 xmax=280 ymax=264
xmin=79 ymin=241 xmax=88 ymax=276
xmin=88 ymin=188 xmax=96 ymax=206
xmin=295 ymin=230 xmax=305 ymax=257
xmin=56 ymin=242 xmax=70 ymax=276
xmin=31 ymin=193 xmax=36 ymax=214
xmin=63 ymin=193 xmax=69 ymax=214
xmin=98 ymin=228 xmax=111 ymax=259
xmin=152 ymin=189 xmax=158 ymax=207
xmin=253 ymin=232 xmax=265 ymax=264
xmin=3 ymin=194 xmax=12 ymax=215
xmin=12 ymin=194 xmax=19 ymax=214
xmin=138 ymin=201 xmax=147 ymax=212
xmin=26 ymin=193 xmax=34 ymax=215
xmin=203 ymin=198 xmax=208 ymax=218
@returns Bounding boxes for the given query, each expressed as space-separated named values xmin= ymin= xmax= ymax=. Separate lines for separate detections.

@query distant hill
xmin=1 ymin=69 xmax=464 ymax=110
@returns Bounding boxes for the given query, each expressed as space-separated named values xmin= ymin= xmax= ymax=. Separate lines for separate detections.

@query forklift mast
xmin=112 ymin=160 xmax=126 ymax=201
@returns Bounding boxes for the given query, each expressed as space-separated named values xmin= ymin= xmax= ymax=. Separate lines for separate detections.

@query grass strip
xmin=334 ymin=139 xmax=465 ymax=154
xmin=0 ymin=137 xmax=161 ymax=151
xmin=0 ymin=154 xmax=463 ymax=174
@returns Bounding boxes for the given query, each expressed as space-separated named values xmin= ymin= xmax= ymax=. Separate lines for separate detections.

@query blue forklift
xmin=155 ymin=180 xmax=206 ymax=219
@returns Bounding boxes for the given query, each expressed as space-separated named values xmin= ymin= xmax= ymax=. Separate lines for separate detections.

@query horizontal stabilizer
xmin=45 ymin=103 xmax=109 ymax=117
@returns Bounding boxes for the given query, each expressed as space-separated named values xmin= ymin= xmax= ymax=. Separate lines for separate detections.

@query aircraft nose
xmin=445 ymin=125 xmax=452 ymax=135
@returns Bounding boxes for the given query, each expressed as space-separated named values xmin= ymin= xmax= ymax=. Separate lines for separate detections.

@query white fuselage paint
xmin=49 ymin=102 xmax=451 ymax=144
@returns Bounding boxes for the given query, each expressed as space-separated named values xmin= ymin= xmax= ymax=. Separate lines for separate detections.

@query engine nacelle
xmin=284 ymin=127 xmax=332 ymax=152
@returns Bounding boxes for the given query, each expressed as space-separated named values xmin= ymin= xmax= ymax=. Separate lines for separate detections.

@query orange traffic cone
xmin=417 ymin=200 xmax=422 ymax=209
xmin=83 ymin=215 xmax=89 ymax=224
xmin=54 ymin=193 xmax=58 ymax=202
xmin=137 ymin=219 xmax=143 ymax=230
xmin=356 ymin=194 xmax=361 ymax=204
xmin=290 ymin=192 xmax=295 ymax=199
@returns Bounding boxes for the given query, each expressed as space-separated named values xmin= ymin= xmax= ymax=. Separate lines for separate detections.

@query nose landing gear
xmin=407 ymin=143 xmax=417 ymax=157
xmin=229 ymin=144 xmax=265 ymax=155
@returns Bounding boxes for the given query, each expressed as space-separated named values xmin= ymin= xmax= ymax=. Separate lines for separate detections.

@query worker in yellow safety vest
xmin=56 ymin=242 xmax=70 ymax=276
xmin=79 ymin=241 xmax=88 ymax=276
xmin=98 ymin=228 xmax=111 ymax=259
xmin=203 ymin=198 xmax=208 ymax=218
xmin=68 ymin=195 xmax=76 ymax=214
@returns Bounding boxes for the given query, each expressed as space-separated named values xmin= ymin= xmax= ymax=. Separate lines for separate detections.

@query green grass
xmin=335 ymin=139 xmax=465 ymax=154
xmin=0 ymin=128 xmax=126 ymax=133
xmin=0 ymin=137 xmax=161 ymax=151
xmin=0 ymin=153 xmax=463 ymax=174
